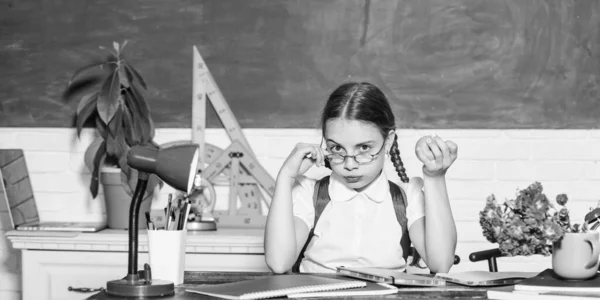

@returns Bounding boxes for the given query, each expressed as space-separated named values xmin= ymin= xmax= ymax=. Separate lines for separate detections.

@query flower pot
xmin=552 ymin=232 xmax=600 ymax=280
xmin=100 ymin=167 xmax=152 ymax=229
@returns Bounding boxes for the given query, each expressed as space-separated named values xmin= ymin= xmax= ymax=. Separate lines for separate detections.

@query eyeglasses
xmin=321 ymin=139 xmax=386 ymax=165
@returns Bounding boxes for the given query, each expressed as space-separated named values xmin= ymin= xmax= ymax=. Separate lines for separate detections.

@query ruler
xmin=192 ymin=46 xmax=254 ymax=157
xmin=192 ymin=48 xmax=207 ymax=168
xmin=191 ymin=46 xmax=275 ymax=226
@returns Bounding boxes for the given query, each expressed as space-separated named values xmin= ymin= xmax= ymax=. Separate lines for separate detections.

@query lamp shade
xmin=127 ymin=144 xmax=199 ymax=193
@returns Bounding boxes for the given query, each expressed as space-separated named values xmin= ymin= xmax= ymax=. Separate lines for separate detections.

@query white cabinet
xmin=7 ymin=229 xmax=270 ymax=300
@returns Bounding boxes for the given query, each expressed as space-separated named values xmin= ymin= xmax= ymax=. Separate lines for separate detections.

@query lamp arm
xmin=128 ymin=172 xmax=150 ymax=276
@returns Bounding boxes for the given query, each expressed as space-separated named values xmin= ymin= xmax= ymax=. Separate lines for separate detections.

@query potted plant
xmin=479 ymin=182 xmax=585 ymax=257
xmin=64 ymin=41 xmax=162 ymax=229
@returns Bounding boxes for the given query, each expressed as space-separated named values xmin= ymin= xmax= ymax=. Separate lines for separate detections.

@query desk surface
xmin=86 ymin=271 xmax=491 ymax=300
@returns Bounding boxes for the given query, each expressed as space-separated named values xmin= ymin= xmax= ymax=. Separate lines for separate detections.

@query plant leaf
xmin=77 ymin=92 xmax=98 ymax=115
xmin=69 ymin=61 xmax=105 ymax=84
xmin=113 ymin=41 xmax=120 ymax=54
xmin=83 ymin=138 xmax=106 ymax=199
xmin=97 ymin=69 xmax=120 ymax=124
xmin=120 ymin=167 xmax=134 ymax=196
xmin=129 ymin=84 xmax=153 ymax=144
xmin=123 ymin=62 xmax=134 ymax=83
xmin=84 ymin=137 xmax=104 ymax=174
xmin=107 ymin=102 xmax=124 ymax=137
xmin=89 ymin=140 xmax=107 ymax=198
xmin=75 ymin=93 xmax=99 ymax=137
xmin=124 ymin=62 xmax=147 ymax=89
xmin=121 ymin=104 xmax=138 ymax=145
xmin=95 ymin=117 xmax=108 ymax=140
xmin=62 ymin=75 xmax=103 ymax=104
xmin=120 ymin=40 xmax=128 ymax=51
xmin=148 ymin=117 xmax=156 ymax=140
xmin=128 ymin=84 xmax=150 ymax=116
xmin=119 ymin=65 xmax=130 ymax=88
xmin=124 ymin=88 xmax=150 ymax=144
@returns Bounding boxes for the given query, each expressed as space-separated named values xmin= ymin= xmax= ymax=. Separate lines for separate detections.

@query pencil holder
xmin=147 ymin=229 xmax=187 ymax=285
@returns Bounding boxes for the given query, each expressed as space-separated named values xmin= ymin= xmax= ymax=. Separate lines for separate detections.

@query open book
xmin=434 ymin=271 xmax=538 ymax=287
xmin=185 ymin=274 xmax=366 ymax=300
xmin=336 ymin=266 xmax=446 ymax=287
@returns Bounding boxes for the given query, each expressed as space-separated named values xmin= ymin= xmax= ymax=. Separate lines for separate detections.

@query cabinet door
xmin=22 ymin=250 xmax=149 ymax=300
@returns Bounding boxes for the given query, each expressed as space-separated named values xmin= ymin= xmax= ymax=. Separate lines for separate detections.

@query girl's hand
xmin=278 ymin=143 xmax=328 ymax=180
xmin=415 ymin=134 xmax=458 ymax=177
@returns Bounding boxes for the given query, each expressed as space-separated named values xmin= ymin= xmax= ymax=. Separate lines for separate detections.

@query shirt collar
xmin=329 ymin=171 xmax=389 ymax=203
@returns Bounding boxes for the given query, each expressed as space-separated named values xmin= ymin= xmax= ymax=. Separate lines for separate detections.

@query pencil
xmin=145 ymin=212 xmax=154 ymax=230
xmin=176 ymin=203 xmax=188 ymax=230
xmin=182 ymin=203 xmax=192 ymax=230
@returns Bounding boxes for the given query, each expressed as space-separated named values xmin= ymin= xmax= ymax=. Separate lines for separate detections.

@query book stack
xmin=487 ymin=269 xmax=600 ymax=300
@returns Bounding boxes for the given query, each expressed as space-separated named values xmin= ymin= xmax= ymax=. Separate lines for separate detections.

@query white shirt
xmin=292 ymin=171 xmax=425 ymax=273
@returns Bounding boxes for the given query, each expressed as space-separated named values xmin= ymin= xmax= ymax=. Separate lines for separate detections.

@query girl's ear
xmin=385 ymin=130 xmax=396 ymax=152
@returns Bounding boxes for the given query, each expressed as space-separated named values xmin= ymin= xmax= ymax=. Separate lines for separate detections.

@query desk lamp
xmin=106 ymin=143 xmax=199 ymax=297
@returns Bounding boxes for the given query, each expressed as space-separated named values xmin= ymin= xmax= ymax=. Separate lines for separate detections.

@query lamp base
xmin=186 ymin=220 xmax=217 ymax=231
xmin=106 ymin=274 xmax=174 ymax=297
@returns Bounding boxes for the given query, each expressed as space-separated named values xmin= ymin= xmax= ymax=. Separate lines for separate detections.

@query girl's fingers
xmin=446 ymin=140 xmax=458 ymax=160
xmin=415 ymin=135 xmax=431 ymax=151
xmin=432 ymin=135 xmax=451 ymax=167
xmin=301 ymin=144 xmax=327 ymax=168
xmin=416 ymin=146 xmax=435 ymax=163
xmin=419 ymin=152 xmax=437 ymax=171
xmin=314 ymin=145 xmax=325 ymax=167
xmin=425 ymin=136 xmax=443 ymax=163
xmin=320 ymin=147 xmax=331 ymax=166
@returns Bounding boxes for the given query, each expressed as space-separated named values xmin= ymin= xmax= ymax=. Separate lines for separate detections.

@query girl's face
xmin=324 ymin=118 xmax=390 ymax=191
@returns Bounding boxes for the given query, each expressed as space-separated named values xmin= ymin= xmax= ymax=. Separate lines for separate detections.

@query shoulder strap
xmin=291 ymin=176 xmax=330 ymax=273
xmin=389 ymin=181 xmax=411 ymax=261
xmin=313 ymin=176 xmax=331 ymax=226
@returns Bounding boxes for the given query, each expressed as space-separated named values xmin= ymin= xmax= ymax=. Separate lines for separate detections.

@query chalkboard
xmin=1 ymin=0 xmax=600 ymax=129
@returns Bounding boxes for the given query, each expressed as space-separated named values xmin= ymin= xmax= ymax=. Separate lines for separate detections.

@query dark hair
xmin=320 ymin=82 xmax=409 ymax=183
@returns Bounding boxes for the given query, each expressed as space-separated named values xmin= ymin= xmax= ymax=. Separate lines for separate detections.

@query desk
xmin=5 ymin=229 xmax=270 ymax=300
xmin=86 ymin=272 xmax=490 ymax=299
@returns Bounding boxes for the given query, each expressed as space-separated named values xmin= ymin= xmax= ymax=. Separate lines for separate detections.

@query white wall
xmin=2 ymin=127 xmax=600 ymax=299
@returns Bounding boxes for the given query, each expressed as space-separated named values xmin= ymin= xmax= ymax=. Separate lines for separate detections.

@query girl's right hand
xmin=278 ymin=143 xmax=328 ymax=180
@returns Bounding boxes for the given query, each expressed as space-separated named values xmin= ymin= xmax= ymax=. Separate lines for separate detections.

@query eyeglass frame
xmin=320 ymin=138 xmax=387 ymax=165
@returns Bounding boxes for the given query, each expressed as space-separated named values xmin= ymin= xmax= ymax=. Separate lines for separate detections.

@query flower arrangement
xmin=479 ymin=182 xmax=584 ymax=257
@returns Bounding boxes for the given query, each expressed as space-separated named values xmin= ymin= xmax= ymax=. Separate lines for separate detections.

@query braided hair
xmin=320 ymin=82 xmax=409 ymax=183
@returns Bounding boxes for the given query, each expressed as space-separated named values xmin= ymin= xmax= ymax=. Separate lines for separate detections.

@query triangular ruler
xmin=191 ymin=46 xmax=274 ymax=226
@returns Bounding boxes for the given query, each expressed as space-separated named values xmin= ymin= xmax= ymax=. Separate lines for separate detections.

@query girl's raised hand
xmin=415 ymin=134 xmax=458 ymax=177
xmin=278 ymin=143 xmax=328 ymax=180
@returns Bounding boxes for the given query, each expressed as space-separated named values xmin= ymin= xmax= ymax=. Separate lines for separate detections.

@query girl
xmin=264 ymin=82 xmax=458 ymax=274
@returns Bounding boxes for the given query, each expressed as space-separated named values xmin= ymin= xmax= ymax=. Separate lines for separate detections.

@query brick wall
xmin=1 ymin=127 xmax=600 ymax=298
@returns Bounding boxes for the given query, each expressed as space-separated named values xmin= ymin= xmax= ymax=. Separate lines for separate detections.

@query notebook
xmin=336 ymin=266 xmax=446 ymax=287
xmin=434 ymin=271 xmax=538 ymax=287
xmin=288 ymin=281 xmax=398 ymax=298
xmin=185 ymin=274 xmax=367 ymax=300
xmin=0 ymin=149 xmax=107 ymax=232
xmin=514 ymin=269 xmax=600 ymax=293
xmin=488 ymin=288 xmax=600 ymax=300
